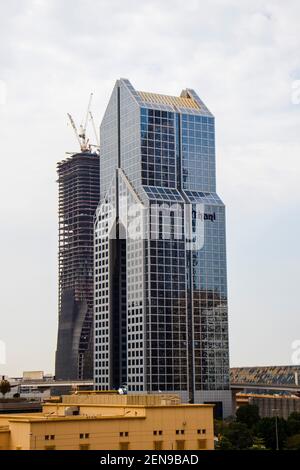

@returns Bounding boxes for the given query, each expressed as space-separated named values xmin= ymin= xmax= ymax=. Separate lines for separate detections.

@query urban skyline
xmin=1 ymin=1 xmax=300 ymax=378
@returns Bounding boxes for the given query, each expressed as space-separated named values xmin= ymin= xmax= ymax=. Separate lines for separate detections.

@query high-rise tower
xmin=94 ymin=79 xmax=231 ymax=417
xmin=55 ymin=152 xmax=100 ymax=380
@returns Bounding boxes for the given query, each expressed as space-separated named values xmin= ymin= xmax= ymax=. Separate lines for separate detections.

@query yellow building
xmin=0 ymin=393 xmax=214 ymax=450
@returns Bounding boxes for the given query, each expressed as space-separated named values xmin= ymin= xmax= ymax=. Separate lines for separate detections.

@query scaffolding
xmin=56 ymin=152 xmax=100 ymax=380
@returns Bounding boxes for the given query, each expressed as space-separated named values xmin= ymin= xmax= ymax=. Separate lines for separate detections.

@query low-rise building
xmin=236 ymin=393 xmax=300 ymax=419
xmin=0 ymin=392 xmax=214 ymax=450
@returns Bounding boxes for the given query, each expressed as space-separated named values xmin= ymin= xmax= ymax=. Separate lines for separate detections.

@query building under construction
xmin=55 ymin=152 xmax=100 ymax=380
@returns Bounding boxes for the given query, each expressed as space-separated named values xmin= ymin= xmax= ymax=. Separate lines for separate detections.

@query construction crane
xmin=67 ymin=93 xmax=100 ymax=154
xmin=89 ymin=110 xmax=100 ymax=149
xmin=78 ymin=92 xmax=93 ymax=151
xmin=67 ymin=113 xmax=82 ymax=149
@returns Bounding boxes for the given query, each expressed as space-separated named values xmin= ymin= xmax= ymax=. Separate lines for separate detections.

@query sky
xmin=0 ymin=0 xmax=300 ymax=377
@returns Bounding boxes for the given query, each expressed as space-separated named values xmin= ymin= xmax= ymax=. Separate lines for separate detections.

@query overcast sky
xmin=0 ymin=0 xmax=300 ymax=377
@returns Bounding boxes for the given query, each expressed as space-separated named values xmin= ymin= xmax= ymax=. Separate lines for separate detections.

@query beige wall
xmin=0 ymin=430 xmax=10 ymax=450
xmin=43 ymin=403 xmax=146 ymax=417
xmin=0 ymin=405 xmax=213 ymax=450
xmin=6 ymin=422 xmax=31 ymax=450
xmin=61 ymin=394 xmax=180 ymax=406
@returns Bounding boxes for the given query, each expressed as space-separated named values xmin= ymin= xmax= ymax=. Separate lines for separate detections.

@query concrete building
xmin=94 ymin=79 xmax=231 ymax=417
xmin=236 ymin=393 xmax=300 ymax=420
xmin=55 ymin=152 xmax=100 ymax=380
xmin=0 ymin=392 xmax=214 ymax=450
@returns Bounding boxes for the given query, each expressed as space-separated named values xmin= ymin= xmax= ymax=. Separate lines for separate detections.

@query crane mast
xmin=67 ymin=93 xmax=100 ymax=154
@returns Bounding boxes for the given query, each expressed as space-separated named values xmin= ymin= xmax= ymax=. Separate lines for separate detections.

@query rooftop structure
xmin=236 ymin=393 xmax=300 ymax=420
xmin=137 ymin=91 xmax=201 ymax=109
xmin=231 ymin=366 xmax=300 ymax=387
xmin=0 ymin=393 xmax=214 ymax=450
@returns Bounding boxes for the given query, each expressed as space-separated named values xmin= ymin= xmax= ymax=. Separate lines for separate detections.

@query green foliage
xmin=250 ymin=436 xmax=266 ymax=450
xmin=255 ymin=417 xmax=287 ymax=450
xmin=221 ymin=422 xmax=253 ymax=450
xmin=214 ymin=418 xmax=230 ymax=436
xmin=215 ymin=406 xmax=300 ymax=451
xmin=216 ymin=436 xmax=234 ymax=450
xmin=236 ymin=404 xmax=260 ymax=429
xmin=0 ymin=379 xmax=11 ymax=397
xmin=285 ymin=433 xmax=300 ymax=450
xmin=287 ymin=412 xmax=300 ymax=436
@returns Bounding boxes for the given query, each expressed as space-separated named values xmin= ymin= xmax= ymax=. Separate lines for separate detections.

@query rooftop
xmin=60 ymin=392 xmax=181 ymax=406
xmin=231 ymin=366 xmax=300 ymax=386
xmin=0 ymin=393 xmax=214 ymax=424
xmin=0 ymin=413 xmax=146 ymax=423
xmin=138 ymin=91 xmax=200 ymax=110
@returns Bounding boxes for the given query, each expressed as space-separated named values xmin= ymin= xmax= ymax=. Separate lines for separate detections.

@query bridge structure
xmin=9 ymin=376 xmax=300 ymax=393
xmin=9 ymin=365 xmax=300 ymax=417
xmin=9 ymin=379 xmax=94 ymax=391
xmin=230 ymin=366 xmax=300 ymax=412
xmin=10 ymin=379 xmax=300 ymax=403
xmin=230 ymin=382 xmax=300 ymax=394
xmin=230 ymin=366 xmax=300 ymax=394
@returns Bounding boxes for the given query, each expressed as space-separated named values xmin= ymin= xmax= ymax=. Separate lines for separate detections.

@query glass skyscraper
xmin=94 ymin=79 xmax=232 ymax=417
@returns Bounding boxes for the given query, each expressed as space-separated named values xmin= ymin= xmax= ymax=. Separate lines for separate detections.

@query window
xmin=197 ymin=429 xmax=206 ymax=435
xmin=120 ymin=431 xmax=129 ymax=437
xmin=153 ymin=430 xmax=163 ymax=436
xmin=176 ymin=440 xmax=185 ymax=450
xmin=175 ymin=429 xmax=185 ymax=435
xmin=154 ymin=441 xmax=163 ymax=450
xmin=119 ymin=442 xmax=129 ymax=450
xmin=80 ymin=433 xmax=89 ymax=439
xmin=45 ymin=435 xmax=55 ymax=440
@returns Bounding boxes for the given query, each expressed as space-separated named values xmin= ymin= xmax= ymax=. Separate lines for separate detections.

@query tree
xmin=0 ymin=377 xmax=11 ymax=398
xmin=222 ymin=422 xmax=253 ymax=450
xmin=216 ymin=436 xmax=234 ymax=450
xmin=214 ymin=418 xmax=230 ymax=437
xmin=236 ymin=404 xmax=260 ymax=429
xmin=250 ymin=436 xmax=266 ymax=450
xmin=287 ymin=412 xmax=300 ymax=436
xmin=256 ymin=417 xmax=287 ymax=450
xmin=289 ymin=412 xmax=300 ymax=420
xmin=285 ymin=433 xmax=300 ymax=450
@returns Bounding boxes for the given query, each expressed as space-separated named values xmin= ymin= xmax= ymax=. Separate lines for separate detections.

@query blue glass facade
xmin=94 ymin=79 xmax=231 ymax=417
xmin=141 ymin=109 xmax=176 ymax=188
xmin=181 ymin=114 xmax=216 ymax=192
